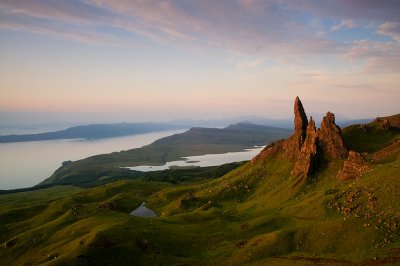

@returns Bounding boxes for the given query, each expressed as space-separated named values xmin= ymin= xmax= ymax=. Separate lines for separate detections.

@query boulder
xmin=337 ymin=151 xmax=370 ymax=180
xmin=180 ymin=192 xmax=197 ymax=208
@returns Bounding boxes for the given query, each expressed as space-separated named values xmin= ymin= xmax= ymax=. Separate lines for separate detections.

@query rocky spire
xmin=294 ymin=96 xmax=308 ymax=139
xmin=292 ymin=116 xmax=319 ymax=178
xmin=283 ymin=97 xmax=309 ymax=160
xmin=319 ymin=112 xmax=347 ymax=160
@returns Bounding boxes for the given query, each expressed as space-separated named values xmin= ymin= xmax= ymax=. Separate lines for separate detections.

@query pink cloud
xmin=344 ymin=40 xmax=400 ymax=74
xmin=331 ymin=19 xmax=356 ymax=31
xmin=0 ymin=0 xmax=339 ymax=56
xmin=0 ymin=0 xmax=398 ymax=72
xmin=378 ymin=22 xmax=400 ymax=42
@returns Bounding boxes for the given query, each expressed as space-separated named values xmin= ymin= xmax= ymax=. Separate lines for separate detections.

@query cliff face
xmin=319 ymin=112 xmax=347 ymax=160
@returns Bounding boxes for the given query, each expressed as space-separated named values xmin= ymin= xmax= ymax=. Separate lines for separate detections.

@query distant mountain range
xmin=169 ymin=116 xmax=373 ymax=128
xmin=0 ymin=123 xmax=186 ymax=143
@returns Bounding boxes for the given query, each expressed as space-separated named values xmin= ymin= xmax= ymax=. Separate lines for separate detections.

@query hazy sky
xmin=1 ymin=0 xmax=399 ymax=124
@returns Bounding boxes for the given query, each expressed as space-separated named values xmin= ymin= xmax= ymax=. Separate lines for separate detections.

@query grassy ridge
xmin=343 ymin=120 xmax=400 ymax=153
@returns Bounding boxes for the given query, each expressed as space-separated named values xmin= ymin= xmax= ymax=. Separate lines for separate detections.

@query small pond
xmin=130 ymin=202 xmax=157 ymax=217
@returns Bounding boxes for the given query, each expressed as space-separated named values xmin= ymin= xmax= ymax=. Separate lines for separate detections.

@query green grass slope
xmin=1 ymin=119 xmax=400 ymax=265
xmin=343 ymin=114 xmax=400 ymax=153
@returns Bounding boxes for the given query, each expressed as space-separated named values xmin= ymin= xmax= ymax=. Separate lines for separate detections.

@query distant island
xmin=0 ymin=123 xmax=186 ymax=143
xmin=39 ymin=122 xmax=292 ymax=187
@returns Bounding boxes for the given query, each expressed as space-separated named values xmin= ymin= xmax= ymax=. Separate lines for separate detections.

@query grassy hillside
xmin=40 ymin=123 xmax=291 ymax=186
xmin=1 ymin=119 xmax=400 ymax=265
xmin=343 ymin=117 xmax=400 ymax=153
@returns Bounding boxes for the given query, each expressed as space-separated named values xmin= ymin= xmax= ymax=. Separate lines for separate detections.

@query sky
xmin=0 ymin=0 xmax=399 ymax=126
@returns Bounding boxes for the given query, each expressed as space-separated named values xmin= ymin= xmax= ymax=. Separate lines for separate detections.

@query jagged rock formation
xmin=337 ymin=151 xmax=370 ymax=180
xmin=283 ymin=97 xmax=308 ymax=160
xmin=374 ymin=114 xmax=400 ymax=129
xmin=281 ymin=97 xmax=348 ymax=179
xmin=319 ymin=112 xmax=347 ymax=160
xmin=294 ymin=96 xmax=308 ymax=139
xmin=254 ymin=96 xmax=356 ymax=181
xmin=292 ymin=117 xmax=319 ymax=178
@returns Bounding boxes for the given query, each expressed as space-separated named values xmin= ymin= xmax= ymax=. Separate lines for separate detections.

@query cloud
xmin=378 ymin=22 xmax=400 ymax=42
xmin=0 ymin=0 xmax=398 ymax=68
xmin=0 ymin=16 xmax=120 ymax=46
xmin=331 ymin=19 xmax=356 ymax=31
xmin=0 ymin=0 xmax=339 ymax=57
xmin=344 ymin=40 xmax=400 ymax=74
xmin=281 ymin=0 xmax=400 ymax=22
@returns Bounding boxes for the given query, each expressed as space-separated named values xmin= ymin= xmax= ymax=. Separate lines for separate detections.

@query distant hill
xmin=169 ymin=116 xmax=373 ymax=129
xmin=39 ymin=123 xmax=292 ymax=186
xmin=0 ymin=123 xmax=186 ymax=143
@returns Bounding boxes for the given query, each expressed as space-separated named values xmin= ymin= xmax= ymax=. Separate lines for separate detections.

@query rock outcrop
xmin=256 ymin=96 xmax=349 ymax=181
xmin=292 ymin=117 xmax=319 ymax=178
xmin=374 ymin=114 xmax=400 ymax=129
xmin=294 ymin=96 xmax=308 ymax=139
xmin=281 ymin=97 xmax=348 ymax=180
xmin=179 ymin=192 xmax=198 ymax=208
xmin=283 ymin=97 xmax=309 ymax=160
xmin=319 ymin=112 xmax=347 ymax=160
xmin=337 ymin=151 xmax=370 ymax=180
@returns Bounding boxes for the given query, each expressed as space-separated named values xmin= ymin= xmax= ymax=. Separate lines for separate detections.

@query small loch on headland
xmin=130 ymin=202 xmax=157 ymax=217
xmin=125 ymin=146 xmax=265 ymax=172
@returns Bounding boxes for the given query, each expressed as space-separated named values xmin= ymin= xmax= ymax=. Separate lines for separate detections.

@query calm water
xmin=0 ymin=130 xmax=185 ymax=190
xmin=130 ymin=202 xmax=157 ymax=217
xmin=126 ymin=146 xmax=264 ymax=172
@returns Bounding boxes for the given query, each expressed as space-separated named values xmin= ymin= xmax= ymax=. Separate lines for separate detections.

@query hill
xmin=0 ymin=123 xmax=186 ymax=143
xmin=39 ymin=123 xmax=291 ymax=187
xmin=1 ymin=98 xmax=399 ymax=265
